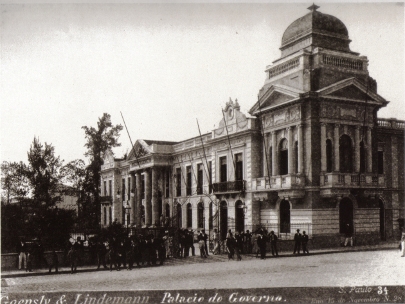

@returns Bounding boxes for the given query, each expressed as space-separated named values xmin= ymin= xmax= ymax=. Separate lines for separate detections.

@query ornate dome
xmin=281 ymin=5 xmax=350 ymax=51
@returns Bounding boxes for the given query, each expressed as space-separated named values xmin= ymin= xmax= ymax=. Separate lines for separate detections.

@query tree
xmin=1 ymin=161 xmax=30 ymax=204
xmin=25 ymin=137 xmax=64 ymax=208
xmin=82 ymin=113 xmax=123 ymax=228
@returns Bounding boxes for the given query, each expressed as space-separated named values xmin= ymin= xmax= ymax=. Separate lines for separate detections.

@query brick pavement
xmin=1 ymin=241 xmax=399 ymax=280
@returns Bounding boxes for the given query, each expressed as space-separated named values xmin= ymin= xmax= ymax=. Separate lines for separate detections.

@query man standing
xmin=257 ymin=232 xmax=267 ymax=260
xmin=302 ymin=231 xmax=309 ymax=254
xmin=17 ymin=238 xmax=26 ymax=270
xmin=269 ymin=231 xmax=278 ymax=257
xmin=293 ymin=229 xmax=301 ymax=255
xmin=201 ymin=229 xmax=209 ymax=256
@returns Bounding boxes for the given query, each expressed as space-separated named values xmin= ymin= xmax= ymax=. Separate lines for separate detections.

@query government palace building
xmin=100 ymin=5 xmax=404 ymax=247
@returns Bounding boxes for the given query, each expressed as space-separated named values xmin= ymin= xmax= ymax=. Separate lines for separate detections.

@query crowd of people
xmin=15 ymin=227 xmax=313 ymax=274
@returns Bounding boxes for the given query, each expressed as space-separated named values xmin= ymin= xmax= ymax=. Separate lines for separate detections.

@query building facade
xmin=100 ymin=5 xmax=404 ymax=247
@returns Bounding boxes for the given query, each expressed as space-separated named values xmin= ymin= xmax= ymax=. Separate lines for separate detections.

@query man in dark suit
xmin=293 ymin=229 xmax=301 ymax=255
xmin=269 ymin=231 xmax=279 ymax=257
xmin=257 ymin=232 xmax=267 ymax=260
xmin=302 ymin=231 xmax=309 ymax=254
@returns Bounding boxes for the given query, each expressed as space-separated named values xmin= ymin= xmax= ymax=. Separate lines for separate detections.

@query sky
xmin=1 ymin=1 xmax=404 ymax=166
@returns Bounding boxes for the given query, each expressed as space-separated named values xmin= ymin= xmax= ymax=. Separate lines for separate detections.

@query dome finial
xmin=307 ymin=3 xmax=320 ymax=12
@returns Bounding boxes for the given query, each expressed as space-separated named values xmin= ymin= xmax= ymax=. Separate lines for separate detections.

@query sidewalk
xmin=1 ymin=241 xmax=399 ymax=279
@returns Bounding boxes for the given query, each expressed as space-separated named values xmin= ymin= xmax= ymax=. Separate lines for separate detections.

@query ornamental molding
xmin=263 ymin=105 xmax=301 ymax=128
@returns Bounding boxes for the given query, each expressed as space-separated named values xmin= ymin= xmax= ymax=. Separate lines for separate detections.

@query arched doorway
xmin=220 ymin=201 xmax=228 ymax=241
xmin=339 ymin=135 xmax=353 ymax=173
xmin=235 ymin=200 xmax=244 ymax=233
xmin=379 ymin=199 xmax=385 ymax=241
xmin=176 ymin=203 xmax=182 ymax=228
xmin=279 ymin=139 xmax=288 ymax=175
xmin=280 ymin=200 xmax=290 ymax=233
xmin=339 ymin=198 xmax=353 ymax=234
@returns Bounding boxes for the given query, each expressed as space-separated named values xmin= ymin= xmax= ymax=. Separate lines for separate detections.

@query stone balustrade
xmin=321 ymin=173 xmax=385 ymax=188
xmin=377 ymin=118 xmax=405 ymax=129
xmin=252 ymin=174 xmax=305 ymax=191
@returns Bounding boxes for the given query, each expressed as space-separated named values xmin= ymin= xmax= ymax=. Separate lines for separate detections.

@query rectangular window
xmin=186 ymin=166 xmax=192 ymax=196
xmin=197 ymin=164 xmax=203 ymax=194
xmin=103 ymin=181 xmax=107 ymax=196
xmin=141 ymin=175 xmax=145 ymax=199
xmin=165 ymin=170 xmax=170 ymax=198
xmin=127 ymin=177 xmax=131 ymax=200
xmin=208 ymin=161 xmax=212 ymax=193
xmin=378 ymin=151 xmax=384 ymax=174
xmin=220 ymin=156 xmax=227 ymax=182
xmin=176 ymin=168 xmax=182 ymax=197
xmin=109 ymin=180 xmax=112 ymax=197
xmin=235 ymin=153 xmax=243 ymax=181
xmin=122 ymin=178 xmax=125 ymax=201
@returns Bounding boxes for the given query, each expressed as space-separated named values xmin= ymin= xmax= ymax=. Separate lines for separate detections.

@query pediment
xmin=317 ymin=78 xmax=387 ymax=105
xmin=127 ymin=140 xmax=151 ymax=160
xmin=249 ymin=84 xmax=303 ymax=115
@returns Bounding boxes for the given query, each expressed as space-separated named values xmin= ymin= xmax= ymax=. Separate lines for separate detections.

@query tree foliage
xmin=1 ymin=161 xmax=30 ymax=203
xmin=25 ymin=137 xmax=64 ymax=208
xmin=81 ymin=113 xmax=123 ymax=228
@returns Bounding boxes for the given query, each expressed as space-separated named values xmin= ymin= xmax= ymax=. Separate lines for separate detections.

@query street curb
xmin=1 ymin=245 xmax=398 ymax=279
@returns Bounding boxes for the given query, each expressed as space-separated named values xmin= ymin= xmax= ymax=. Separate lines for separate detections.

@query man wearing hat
xmin=269 ymin=231 xmax=278 ymax=257
xmin=302 ymin=231 xmax=309 ymax=254
xmin=293 ymin=229 xmax=301 ymax=255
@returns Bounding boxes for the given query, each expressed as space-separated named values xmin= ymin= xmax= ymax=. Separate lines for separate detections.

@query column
xmin=144 ymin=169 xmax=152 ymax=226
xmin=263 ymin=135 xmax=268 ymax=177
xmin=287 ymin=127 xmax=293 ymax=174
xmin=354 ymin=126 xmax=360 ymax=173
xmin=320 ymin=123 xmax=326 ymax=172
xmin=135 ymin=171 xmax=142 ymax=227
xmin=130 ymin=172 xmax=136 ymax=225
xmin=298 ymin=124 xmax=304 ymax=174
xmin=334 ymin=124 xmax=340 ymax=172
xmin=152 ymin=167 xmax=159 ymax=226
xmin=366 ymin=127 xmax=372 ymax=173
xmin=271 ymin=131 xmax=277 ymax=176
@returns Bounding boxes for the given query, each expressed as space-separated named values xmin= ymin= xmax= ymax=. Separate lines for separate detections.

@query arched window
xmin=187 ymin=203 xmax=192 ymax=228
xmin=220 ymin=201 xmax=228 ymax=241
xmin=197 ymin=202 xmax=204 ymax=229
xmin=326 ymin=139 xmax=333 ymax=173
xmin=280 ymin=200 xmax=290 ymax=233
xmin=360 ymin=141 xmax=366 ymax=173
xmin=209 ymin=202 xmax=213 ymax=229
xmin=339 ymin=135 xmax=353 ymax=173
xmin=279 ymin=139 xmax=288 ymax=175
xmin=235 ymin=200 xmax=244 ymax=233
xmin=339 ymin=198 xmax=353 ymax=234
xmin=176 ymin=203 xmax=182 ymax=228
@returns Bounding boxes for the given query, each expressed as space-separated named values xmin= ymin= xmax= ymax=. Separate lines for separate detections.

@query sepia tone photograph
xmin=1 ymin=1 xmax=405 ymax=303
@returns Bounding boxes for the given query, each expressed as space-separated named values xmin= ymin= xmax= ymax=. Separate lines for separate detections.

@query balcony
xmin=212 ymin=180 xmax=245 ymax=194
xmin=321 ymin=173 xmax=386 ymax=188
xmin=251 ymin=174 xmax=305 ymax=191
